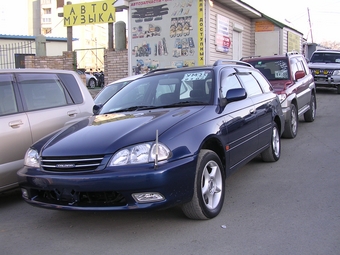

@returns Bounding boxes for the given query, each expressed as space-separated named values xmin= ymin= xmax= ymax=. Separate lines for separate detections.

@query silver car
xmin=0 ymin=69 xmax=94 ymax=192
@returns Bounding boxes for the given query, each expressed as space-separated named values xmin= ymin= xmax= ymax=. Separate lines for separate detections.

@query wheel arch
xmin=200 ymin=136 xmax=226 ymax=177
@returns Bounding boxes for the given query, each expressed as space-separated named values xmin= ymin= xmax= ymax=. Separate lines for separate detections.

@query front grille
xmin=32 ymin=189 xmax=127 ymax=207
xmin=41 ymin=155 xmax=105 ymax=172
xmin=311 ymin=69 xmax=334 ymax=76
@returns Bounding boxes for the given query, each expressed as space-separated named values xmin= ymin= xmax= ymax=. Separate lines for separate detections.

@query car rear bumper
xmin=17 ymin=156 xmax=196 ymax=211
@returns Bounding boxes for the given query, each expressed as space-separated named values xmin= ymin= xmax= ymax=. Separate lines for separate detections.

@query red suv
xmin=242 ymin=52 xmax=317 ymax=138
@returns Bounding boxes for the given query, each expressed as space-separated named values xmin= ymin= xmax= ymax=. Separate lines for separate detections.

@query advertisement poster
xmin=130 ymin=0 xmax=205 ymax=74
xmin=215 ymin=14 xmax=230 ymax=53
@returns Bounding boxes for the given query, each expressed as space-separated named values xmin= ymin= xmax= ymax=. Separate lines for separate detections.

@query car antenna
xmin=155 ymin=129 xmax=159 ymax=169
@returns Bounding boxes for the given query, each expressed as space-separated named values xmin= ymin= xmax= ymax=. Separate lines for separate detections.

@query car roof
xmin=312 ymin=49 xmax=340 ymax=54
xmin=107 ymin=74 xmax=144 ymax=86
xmin=0 ymin=68 xmax=76 ymax=74
xmin=241 ymin=51 xmax=303 ymax=62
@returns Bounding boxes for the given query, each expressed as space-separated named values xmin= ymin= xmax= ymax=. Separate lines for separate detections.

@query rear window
xmin=58 ymin=73 xmax=84 ymax=104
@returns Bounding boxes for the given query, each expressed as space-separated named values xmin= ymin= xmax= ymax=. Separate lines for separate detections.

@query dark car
xmin=308 ymin=49 xmax=340 ymax=94
xmin=242 ymin=52 xmax=316 ymax=138
xmin=17 ymin=61 xmax=284 ymax=220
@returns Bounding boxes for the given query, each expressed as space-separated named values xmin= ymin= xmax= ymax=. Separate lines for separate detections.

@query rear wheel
xmin=261 ymin=122 xmax=280 ymax=162
xmin=337 ymin=85 xmax=340 ymax=94
xmin=304 ymin=94 xmax=316 ymax=122
xmin=283 ymin=104 xmax=298 ymax=139
xmin=181 ymin=150 xmax=225 ymax=220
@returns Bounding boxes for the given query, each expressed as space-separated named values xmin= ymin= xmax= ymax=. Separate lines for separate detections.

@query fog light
xmin=21 ymin=188 xmax=28 ymax=199
xmin=132 ymin=192 xmax=165 ymax=203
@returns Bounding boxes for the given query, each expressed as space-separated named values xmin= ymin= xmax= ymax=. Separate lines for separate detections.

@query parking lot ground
xmin=0 ymin=88 xmax=339 ymax=255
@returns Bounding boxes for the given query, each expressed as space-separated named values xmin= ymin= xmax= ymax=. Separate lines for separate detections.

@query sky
xmin=0 ymin=0 xmax=339 ymax=43
xmin=242 ymin=0 xmax=340 ymax=43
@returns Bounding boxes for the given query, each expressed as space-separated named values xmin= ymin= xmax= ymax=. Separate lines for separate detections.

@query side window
xmin=251 ymin=71 xmax=273 ymax=92
xmin=290 ymin=58 xmax=299 ymax=76
xmin=221 ymin=70 xmax=242 ymax=98
xmin=298 ymin=56 xmax=310 ymax=74
xmin=238 ymin=73 xmax=263 ymax=97
xmin=0 ymin=74 xmax=18 ymax=115
xmin=17 ymin=73 xmax=67 ymax=111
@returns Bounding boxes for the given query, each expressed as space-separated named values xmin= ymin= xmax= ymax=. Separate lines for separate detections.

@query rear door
xmin=16 ymin=73 xmax=83 ymax=143
xmin=290 ymin=56 xmax=311 ymax=111
xmin=220 ymin=69 xmax=258 ymax=170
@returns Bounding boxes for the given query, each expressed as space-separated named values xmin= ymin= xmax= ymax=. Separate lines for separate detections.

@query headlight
xmin=277 ymin=93 xmax=287 ymax=103
xmin=109 ymin=142 xmax=171 ymax=166
xmin=24 ymin=148 xmax=40 ymax=167
xmin=333 ymin=70 xmax=340 ymax=76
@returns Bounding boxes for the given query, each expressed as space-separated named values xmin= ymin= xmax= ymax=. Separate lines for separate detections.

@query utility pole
xmin=307 ymin=7 xmax=314 ymax=43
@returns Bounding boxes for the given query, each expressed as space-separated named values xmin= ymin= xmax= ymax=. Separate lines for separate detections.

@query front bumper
xmin=313 ymin=75 xmax=340 ymax=88
xmin=17 ymin=156 xmax=196 ymax=211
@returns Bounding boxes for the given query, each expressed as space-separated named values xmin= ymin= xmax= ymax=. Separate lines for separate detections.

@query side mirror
xmin=220 ymin=88 xmax=247 ymax=107
xmin=93 ymin=104 xmax=103 ymax=115
xmin=295 ymin=70 xmax=305 ymax=80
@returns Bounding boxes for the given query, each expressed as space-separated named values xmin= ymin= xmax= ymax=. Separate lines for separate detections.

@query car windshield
xmin=310 ymin=52 xmax=340 ymax=63
xmin=248 ymin=59 xmax=290 ymax=80
xmin=94 ymin=81 xmax=131 ymax=105
xmin=100 ymin=69 xmax=213 ymax=114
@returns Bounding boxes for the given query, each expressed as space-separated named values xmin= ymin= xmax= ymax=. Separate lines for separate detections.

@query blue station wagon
xmin=18 ymin=61 xmax=284 ymax=220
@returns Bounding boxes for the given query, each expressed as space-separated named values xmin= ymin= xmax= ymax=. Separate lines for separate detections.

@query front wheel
xmin=304 ymin=94 xmax=316 ymax=122
xmin=261 ymin=122 xmax=281 ymax=162
xmin=181 ymin=150 xmax=225 ymax=220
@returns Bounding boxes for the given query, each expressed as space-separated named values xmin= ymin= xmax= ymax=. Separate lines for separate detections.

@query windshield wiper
xmin=164 ymin=101 xmax=207 ymax=107
xmin=104 ymin=105 xmax=164 ymax=114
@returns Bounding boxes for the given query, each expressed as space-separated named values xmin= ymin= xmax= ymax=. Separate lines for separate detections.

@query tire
xmin=304 ymin=94 xmax=316 ymax=122
xmin=337 ymin=86 xmax=340 ymax=94
xmin=88 ymin=78 xmax=96 ymax=89
xmin=181 ymin=150 xmax=225 ymax=220
xmin=261 ymin=122 xmax=281 ymax=162
xmin=282 ymin=104 xmax=298 ymax=139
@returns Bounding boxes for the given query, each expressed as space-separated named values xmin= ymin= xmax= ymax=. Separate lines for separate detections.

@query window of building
xmin=42 ymin=18 xmax=52 ymax=23
xmin=42 ymin=28 xmax=52 ymax=35
xmin=43 ymin=8 xmax=51 ymax=14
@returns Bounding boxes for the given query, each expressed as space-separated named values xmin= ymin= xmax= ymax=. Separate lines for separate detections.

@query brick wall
xmin=104 ymin=49 xmax=128 ymax=85
xmin=25 ymin=51 xmax=76 ymax=70
xmin=24 ymin=49 xmax=129 ymax=87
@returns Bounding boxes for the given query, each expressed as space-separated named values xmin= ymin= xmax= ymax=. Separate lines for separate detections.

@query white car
xmin=94 ymin=74 xmax=144 ymax=105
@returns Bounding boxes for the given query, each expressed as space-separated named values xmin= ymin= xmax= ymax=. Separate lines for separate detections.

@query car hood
xmin=308 ymin=62 xmax=340 ymax=69
xmin=40 ymin=107 xmax=204 ymax=156
xmin=268 ymin=80 xmax=292 ymax=93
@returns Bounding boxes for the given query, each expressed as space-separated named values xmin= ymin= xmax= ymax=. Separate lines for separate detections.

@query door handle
xmin=67 ymin=110 xmax=78 ymax=117
xmin=9 ymin=120 xmax=23 ymax=128
xmin=249 ymin=108 xmax=255 ymax=114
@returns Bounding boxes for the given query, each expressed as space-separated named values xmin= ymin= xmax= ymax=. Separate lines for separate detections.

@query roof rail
xmin=213 ymin=59 xmax=253 ymax=68
xmin=239 ymin=56 xmax=261 ymax=61
xmin=147 ymin=67 xmax=175 ymax=73
xmin=286 ymin=51 xmax=299 ymax=56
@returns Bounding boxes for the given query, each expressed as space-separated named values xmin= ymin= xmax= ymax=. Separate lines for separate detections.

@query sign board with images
xmin=63 ymin=1 xmax=116 ymax=26
xmin=287 ymin=31 xmax=301 ymax=52
xmin=129 ymin=0 xmax=205 ymax=74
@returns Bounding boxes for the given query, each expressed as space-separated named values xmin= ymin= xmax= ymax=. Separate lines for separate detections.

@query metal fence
xmin=0 ymin=41 xmax=35 ymax=69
